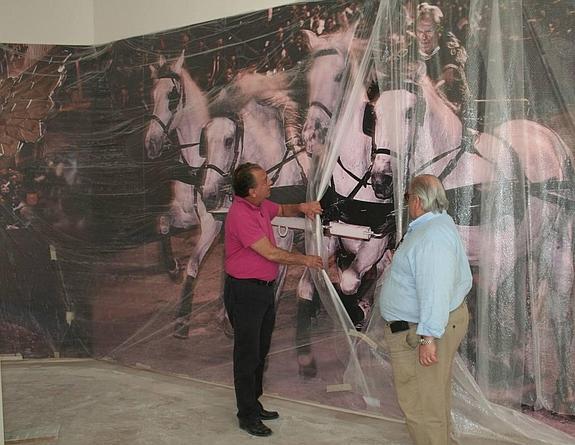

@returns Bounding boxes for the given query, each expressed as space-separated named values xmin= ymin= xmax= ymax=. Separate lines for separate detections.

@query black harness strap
xmin=202 ymin=115 xmax=244 ymax=179
xmin=265 ymin=146 xmax=308 ymax=184
xmin=149 ymin=70 xmax=198 ymax=154
xmin=309 ymin=101 xmax=333 ymax=119
xmin=333 ymin=157 xmax=375 ymax=204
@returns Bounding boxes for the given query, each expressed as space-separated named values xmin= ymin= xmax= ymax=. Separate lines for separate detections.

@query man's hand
xmin=251 ymin=237 xmax=323 ymax=269
xmin=419 ymin=340 xmax=438 ymax=366
xmin=304 ymin=255 xmax=324 ymax=270
xmin=441 ymin=67 xmax=458 ymax=85
xmin=299 ymin=201 xmax=322 ymax=219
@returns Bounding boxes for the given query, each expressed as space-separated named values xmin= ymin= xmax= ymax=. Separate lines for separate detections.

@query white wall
xmin=0 ymin=0 xmax=302 ymax=45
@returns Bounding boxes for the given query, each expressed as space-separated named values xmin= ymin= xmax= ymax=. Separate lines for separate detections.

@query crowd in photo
xmin=106 ymin=1 xmax=364 ymax=111
xmin=103 ymin=0 xmax=574 ymax=115
xmin=0 ymin=146 xmax=83 ymax=232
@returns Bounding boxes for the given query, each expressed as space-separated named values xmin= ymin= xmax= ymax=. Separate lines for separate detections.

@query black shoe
xmin=259 ymin=408 xmax=279 ymax=420
xmin=239 ymin=420 xmax=272 ymax=437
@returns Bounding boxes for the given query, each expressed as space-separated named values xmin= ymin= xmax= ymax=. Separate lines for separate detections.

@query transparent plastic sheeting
xmin=0 ymin=1 xmax=573 ymax=444
xmin=315 ymin=1 xmax=573 ymax=443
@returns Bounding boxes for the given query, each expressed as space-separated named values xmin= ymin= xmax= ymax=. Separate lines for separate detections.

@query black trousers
xmin=224 ymin=275 xmax=276 ymax=422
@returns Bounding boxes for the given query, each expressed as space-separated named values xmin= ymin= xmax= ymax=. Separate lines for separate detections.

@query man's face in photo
xmin=416 ymin=19 xmax=439 ymax=55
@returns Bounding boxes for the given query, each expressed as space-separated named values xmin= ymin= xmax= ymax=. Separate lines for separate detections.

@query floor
xmin=2 ymin=359 xmax=573 ymax=445
xmin=1 ymin=359 xmax=409 ymax=445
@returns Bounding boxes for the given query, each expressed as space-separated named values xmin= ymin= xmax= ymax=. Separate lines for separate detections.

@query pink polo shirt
xmin=224 ymin=196 xmax=280 ymax=281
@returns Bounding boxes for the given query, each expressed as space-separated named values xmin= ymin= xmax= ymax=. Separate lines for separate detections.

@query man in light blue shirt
xmin=379 ymin=174 xmax=471 ymax=445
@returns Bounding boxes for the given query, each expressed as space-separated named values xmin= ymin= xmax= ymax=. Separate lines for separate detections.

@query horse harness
xmin=195 ymin=47 xmax=342 ymax=185
xmin=402 ymin=82 xmax=575 ymax=220
xmin=200 ymin=113 xmax=244 ymax=180
xmin=307 ymin=47 xmax=346 ymax=121
xmin=200 ymin=113 xmax=308 ymax=185
xmin=150 ymin=69 xmax=199 ymax=153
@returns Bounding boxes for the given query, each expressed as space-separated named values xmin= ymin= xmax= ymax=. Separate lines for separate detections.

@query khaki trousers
xmin=384 ymin=303 xmax=469 ymax=445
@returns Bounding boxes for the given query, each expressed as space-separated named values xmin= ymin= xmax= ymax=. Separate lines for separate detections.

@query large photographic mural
xmin=0 ymin=0 xmax=573 ymax=441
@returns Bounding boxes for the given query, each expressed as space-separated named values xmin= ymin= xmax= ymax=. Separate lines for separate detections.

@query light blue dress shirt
xmin=379 ymin=211 xmax=472 ymax=338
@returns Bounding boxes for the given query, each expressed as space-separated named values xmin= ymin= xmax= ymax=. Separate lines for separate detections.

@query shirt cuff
xmin=416 ymin=323 xmax=443 ymax=338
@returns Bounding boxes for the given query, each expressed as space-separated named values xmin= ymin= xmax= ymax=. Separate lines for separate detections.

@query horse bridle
xmin=200 ymin=113 xmax=244 ymax=179
xmin=309 ymin=100 xmax=333 ymax=119
xmin=200 ymin=113 xmax=308 ymax=184
xmin=149 ymin=69 xmax=200 ymax=152
xmin=307 ymin=47 xmax=345 ymax=121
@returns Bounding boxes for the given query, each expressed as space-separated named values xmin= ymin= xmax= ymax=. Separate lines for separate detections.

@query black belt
xmin=230 ymin=276 xmax=276 ymax=287
xmin=387 ymin=320 xmax=411 ymax=333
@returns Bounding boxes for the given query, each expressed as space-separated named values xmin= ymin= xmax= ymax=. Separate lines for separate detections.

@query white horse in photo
xmin=144 ymin=51 xmax=222 ymax=338
xmin=201 ymin=82 xmax=308 ymax=303
xmin=295 ymin=27 xmax=396 ymax=377
xmin=371 ymin=65 xmax=575 ymax=411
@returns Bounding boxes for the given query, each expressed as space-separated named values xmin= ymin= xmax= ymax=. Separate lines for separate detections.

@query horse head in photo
xmin=145 ymin=51 xmax=188 ymax=159
xmin=301 ymin=24 xmax=359 ymax=156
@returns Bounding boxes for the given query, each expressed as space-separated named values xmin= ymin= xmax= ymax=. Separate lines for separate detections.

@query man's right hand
xmin=304 ymin=255 xmax=323 ymax=270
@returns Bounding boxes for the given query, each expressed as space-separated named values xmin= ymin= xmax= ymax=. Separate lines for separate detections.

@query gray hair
xmin=417 ymin=3 xmax=444 ymax=25
xmin=409 ymin=174 xmax=449 ymax=213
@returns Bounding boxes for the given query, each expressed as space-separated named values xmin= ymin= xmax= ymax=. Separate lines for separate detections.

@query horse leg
xmin=173 ymin=274 xmax=196 ymax=339
xmin=296 ymin=268 xmax=319 ymax=378
xmin=539 ymin=218 xmax=575 ymax=412
xmin=375 ymin=244 xmax=394 ymax=277
xmin=170 ymin=181 xmax=200 ymax=228
xmin=273 ymin=226 xmax=294 ymax=308
xmin=159 ymin=233 xmax=180 ymax=282
xmin=173 ymin=191 xmax=222 ymax=339
xmin=153 ymin=210 xmax=181 ymax=281
xmin=295 ymin=235 xmax=336 ymax=377
xmin=339 ymin=237 xmax=390 ymax=328
xmin=212 ymin=269 xmax=234 ymax=339
xmin=185 ymin=202 xmax=223 ymax=278
xmin=339 ymin=237 xmax=387 ymax=294
xmin=159 ymin=180 xmax=201 ymax=282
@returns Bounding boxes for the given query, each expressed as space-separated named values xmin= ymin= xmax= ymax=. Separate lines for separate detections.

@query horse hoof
xmin=173 ymin=322 xmax=189 ymax=339
xmin=167 ymin=259 xmax=182 ymax=283
xmin=298 ymin=356 xmax=317 ymax=378
xmin=354 ymin=299 xmax=371 ymax=331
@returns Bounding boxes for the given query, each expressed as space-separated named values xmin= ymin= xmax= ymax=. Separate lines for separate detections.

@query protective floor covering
xmin=0 ymin=359 xmax=546 ymax=445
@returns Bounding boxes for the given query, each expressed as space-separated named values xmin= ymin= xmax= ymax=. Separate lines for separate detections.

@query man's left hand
xmin=299 ymin=201 xmax=323 ymax=219
xmin=419 ymin=342 xmax=438 ymax=366
xmin=441 ymin=67 xmax=458 ymax=85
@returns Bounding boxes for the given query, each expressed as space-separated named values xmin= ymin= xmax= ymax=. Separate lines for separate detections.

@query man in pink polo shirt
xmin=224 ymin=162 xmax=323 ymax=437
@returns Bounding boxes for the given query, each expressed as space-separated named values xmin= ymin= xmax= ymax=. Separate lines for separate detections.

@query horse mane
xmin=175 ymin=64 xmax=210 ymax=124
xmin=209 ymin=70 xmax=299 ymax=125
xmin=419 ymin=75 xmax=462 ymax=150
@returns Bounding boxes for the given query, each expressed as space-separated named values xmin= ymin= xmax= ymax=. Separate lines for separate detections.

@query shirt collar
xmin=419 ymin=46 xmax=440 ymax=60
xmin=235 ymin=195 xmax=262 ymax=210
xmin=407 ymin=211 xmax=444 ymax=231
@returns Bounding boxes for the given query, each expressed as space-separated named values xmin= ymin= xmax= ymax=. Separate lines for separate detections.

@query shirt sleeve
xmin=235 ymin=213 xmax=269 ymax=249
xmin=263 ymin=199 xmax=280 ymax=219
xmin=413 ymin=235 xmax=457 ymax=338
